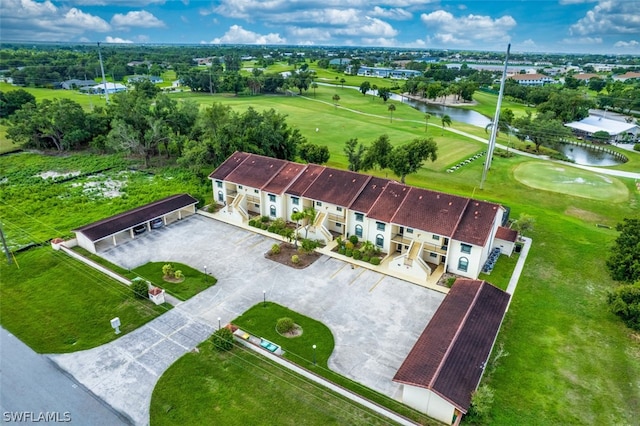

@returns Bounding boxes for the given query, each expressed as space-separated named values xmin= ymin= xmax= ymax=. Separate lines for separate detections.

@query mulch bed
xmin=265 ymin=243 xmax=321 ymax=269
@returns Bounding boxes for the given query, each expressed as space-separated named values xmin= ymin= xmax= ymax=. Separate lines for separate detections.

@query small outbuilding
xmin=494 ymin=226 xmax=519 ymax=256
xmin=73 ymin=193 xmax=198 ymax=254
xmin=393 ymin=279 xmax=510 ymax=425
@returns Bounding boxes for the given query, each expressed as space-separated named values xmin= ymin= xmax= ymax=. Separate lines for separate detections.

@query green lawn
xmin=0 ymin=246 xmax=169 ymax=353
xmin=233 ymin=304 xmax=437 ymax=424
xmin=513 ymin=161 xmax=630 ymax=202
xmin=132 ymin=262 xmax=216 ymax=301
xmin=150 ymin=341 xmax=394 ymax=426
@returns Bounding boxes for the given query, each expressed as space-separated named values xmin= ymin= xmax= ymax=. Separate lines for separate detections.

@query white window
xmin=292 ymin=197 xmax=299 ymax=205
xmin=355 ymin=213 xmax=364 ymax=222
xmin=268 ymin=194 xmax=276 ymax=202
xmin=458 ymin=257 xmax=469 ymax=272
xmin=461 ymin=243 xmax=472 ymax=254
xmin=376 ymin=222 xmax=385 ymax=231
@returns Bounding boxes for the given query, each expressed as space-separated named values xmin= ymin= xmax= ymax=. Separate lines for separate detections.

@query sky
xmin=1 ymin=0 xmax=639 ymax=54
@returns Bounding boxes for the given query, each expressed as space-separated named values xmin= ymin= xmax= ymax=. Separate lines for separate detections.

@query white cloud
xmin=361 ymin=37 xmax=399 ymax=47
xmin=64 ymin=8 xmax=111 ymax=31
xmin=570 ymin=0 xmax=640 ymax=35
xmin=105 ymin=36 xmax=134 ymax=43
xmin=521 ymin=39 xmax=537 ymax=47
xmin=369 ymin=6 xmax=412 ymax=20
xmin=561 ymin=36 xmax=603 ymax=44
xmin=613 ymin=40 xmax=639 ymax=48
xmin=0 ymin=0 xmax=110 ymax=41
xmin=70 ymin=0 xmax=166 ymax=5
xmin=334 ymin=16 xmax=398 ymax=37
xmin=209 ymin=25 xmax=286 ymax=44
xmin=420 ymin=10 xmax=516 ymax=45
xmin=559 ymin=0 xmax=598 ymax=4
xmin=111 ymin=10 xmax=165 ymax=28
xmin=288 ymin=26 xmax=332 ymax=42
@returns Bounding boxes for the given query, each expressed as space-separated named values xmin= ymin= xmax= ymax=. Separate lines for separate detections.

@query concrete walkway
xmin=505 ymin=237 xmax=532 ymax=310
xmin=50 ymin=215 xmax=444 ymax=425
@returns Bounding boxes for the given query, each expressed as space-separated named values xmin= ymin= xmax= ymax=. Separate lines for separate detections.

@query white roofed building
xmin=565 ymin=116 xmax=639 ymax=143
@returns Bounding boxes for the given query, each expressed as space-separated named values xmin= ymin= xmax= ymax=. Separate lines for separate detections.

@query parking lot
xmin=54 ymin=214 xmax=444 ymax=424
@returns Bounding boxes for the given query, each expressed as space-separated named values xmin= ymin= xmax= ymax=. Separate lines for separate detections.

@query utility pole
xmin=480 ymin=43 xmax=510 ymax=190
xmin=97 ymin=42 xmax=109 ymax=104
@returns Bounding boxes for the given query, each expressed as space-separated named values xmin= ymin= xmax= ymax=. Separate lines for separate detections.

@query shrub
xmin=162 ymin=263 xmax=175 ymax=277
xmin=270 ymin=243 xmax=281 ymax=255
xmin=446 ymin=277 xmax=456 ymax=288
xmin=131 ymin=279 xmax=149 ymax=299
xmin=261 ymin=223 xmax=268 ymax=230
xmin=248 ymin=219 xmax=257 ymax=227
xmin=272 ymin=218 xmax=287 ymax=232
xmin=267 ymin=225 xmax=276 ymax=233
xmin=260 ymin=215 xmax=270 ymax=223
xmin=362 ymin=255 xmax=370 ymax=262
xmin=349 ymin=235 xmax=359 ymax=245
xmin=174 ymin=270 xmax=183 ymax=279
xmin=466 ymin=384 xmax=494 ymax=423
xmin=300 ymin=238 xmax=319 ymax=253
xmin=211 ymin=327 xmax=234 ymax=352
xmin=369 ymin=257 xmax=381 ymax=265
xmin=353 ymin=250 xmax=362 ymax=260
xmin=291 ymin=254 xmax=300 ymax=264
xmin=338 ymin=247 xmax=346 ymax=255
xmin=276 ymin=317 xmax=295 ymax=334
xmin=345 ymin=249 xmax=353 ymax=257
xmin=344 ymin=241 xmax=354 ymax=250
xmin=607 ymin=283 xmax=640 ymax=331
xmin=634 ymin=143 xmax=640 ymax=152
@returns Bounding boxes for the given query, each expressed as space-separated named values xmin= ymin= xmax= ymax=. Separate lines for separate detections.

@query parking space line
xmin=369 ymin=276 xmax=385 ymax=292
xmin=349 ymin=269 xmax=365 ymax=285
xmin=330 ymin=263 xmax=347 ymax=279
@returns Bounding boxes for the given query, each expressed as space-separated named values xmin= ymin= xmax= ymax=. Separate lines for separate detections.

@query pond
xmin=392 ymin=95 xmax=493 ymax=128
xmin=555 ymin=143 xmax=625 ymax=166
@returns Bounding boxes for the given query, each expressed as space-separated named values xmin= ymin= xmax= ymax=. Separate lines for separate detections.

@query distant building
xmin=565 ymin=116 xmax=639 ymax=143
xmin=572 ymin=73 xmax=600 ymax=83
xmin=612 ymin=71 xmax=640 ymax=82
xmin=127 ymin=75 xmax=163 ymax=84
xmin=81 ymin=82 xmax=127 ymax=95
xmin=61 ymin=79 xmax=96 ymax=90
xmin=507 ymin=73 xmax=554 ymax=86
xmin=349 ymin=66 xmax=422 ymax=79
xmin=329 ymin=58 xmax=351 ymax=66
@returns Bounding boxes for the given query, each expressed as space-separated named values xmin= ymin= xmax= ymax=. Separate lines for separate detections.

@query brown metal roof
xmin=453 ymin=201 xmax=501 ymax=246
xmin=73 ymin=194 xmax=198 ymax=242
xmin=495 ymin=226 xmax=518 ymax=242
xmin=262 ymin=162 xmax=306 ymax=195
xmin=366 ymin=181 xmax=410 ymax=222
xmin=349 ymin=177 xmax=390 ymax=213
xmin=391 ymin=188 xmax=469 ymax=237
xmin=285 ymin=164 xmax=324 ymax=196
xmin=302 ymin=168 xmax=371 ymax=207
xmin=208 ymin=151 xmax=250 ymax=181
xmin=393 ymin=279 xmax=510 ymax=413
xmin=224 ymin=154 xmax=287 ymax=190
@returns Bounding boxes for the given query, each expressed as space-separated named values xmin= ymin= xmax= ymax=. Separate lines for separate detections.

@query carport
xmin=73 ymin=193 xmax=198 ymax=254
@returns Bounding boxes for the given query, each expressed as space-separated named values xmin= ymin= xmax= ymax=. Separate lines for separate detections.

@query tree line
xmin=2 ymin=83 xmax=329 ymax=175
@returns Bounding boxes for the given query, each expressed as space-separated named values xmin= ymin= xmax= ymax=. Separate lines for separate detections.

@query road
xmin=0 ymin=328 xmax=131 ymax=425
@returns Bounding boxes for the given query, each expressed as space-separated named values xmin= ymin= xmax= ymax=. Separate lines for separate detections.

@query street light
xmin=263 ymin=290 xmax=266 ymax=307
xmin=312 ymin=344 xmax=317 ymax=365
xmin=218 ymin=317 xmax=221 ymax=330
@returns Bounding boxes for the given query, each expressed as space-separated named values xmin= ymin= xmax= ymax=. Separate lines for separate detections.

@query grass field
xmin=150 ymin=341 xmax=397 ymax=426
xmin=513 ymin=161 xmax=630 ymax=202
xmin=131 ymin=262 xmax=216 ymax=301
xmin=0 ymin=246 xmax=169 ymax=354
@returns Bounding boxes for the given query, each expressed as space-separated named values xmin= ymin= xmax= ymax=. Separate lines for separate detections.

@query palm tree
xmin=441 ymin=114 xmax=452 ymax=135
xmin=332 ymin=94 xmax=340 ymax=108
xmin=424 ymin=113 xmax=431 ymax=133
xmin=388 ymin=104 xmax=396 ymax=123
xmin=311 ymin=82 xmax=318 ymax=98
xmin=340 ymin=78 xmax=346 ymax=89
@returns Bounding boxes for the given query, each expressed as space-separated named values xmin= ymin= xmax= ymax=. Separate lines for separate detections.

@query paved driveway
xmin=51 ymin=215 xmax=444 ymax=425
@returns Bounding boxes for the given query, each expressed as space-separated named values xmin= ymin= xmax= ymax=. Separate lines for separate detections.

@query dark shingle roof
xmin=302 ymin=168 xmax=371 ymax=207
xmin=366 ymin=182 xmax=410 ymax=223
xmin=208 ymin=151 xmax=250 ymax=181
xmin=393 ymin=279 xmax=510 ymax=413
xmin=285 ymin=164 xmax=324 ymax=196
xmin=349 ymin=177 xmax=389 ymax=214
xmin=73 ymin=194 xmax=198 ymax=242
xmin=263 ymin=162 xmax=306 ymax=194
xmin=391 ymin=188 xmax=469 ymax=237
xmin=225 ymin=155 xmax=287 ymax=189
xmin=495 ymin=226 xmax=518 ymax=242
xmin=453 ymin=200 xmax=501 ymax=246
